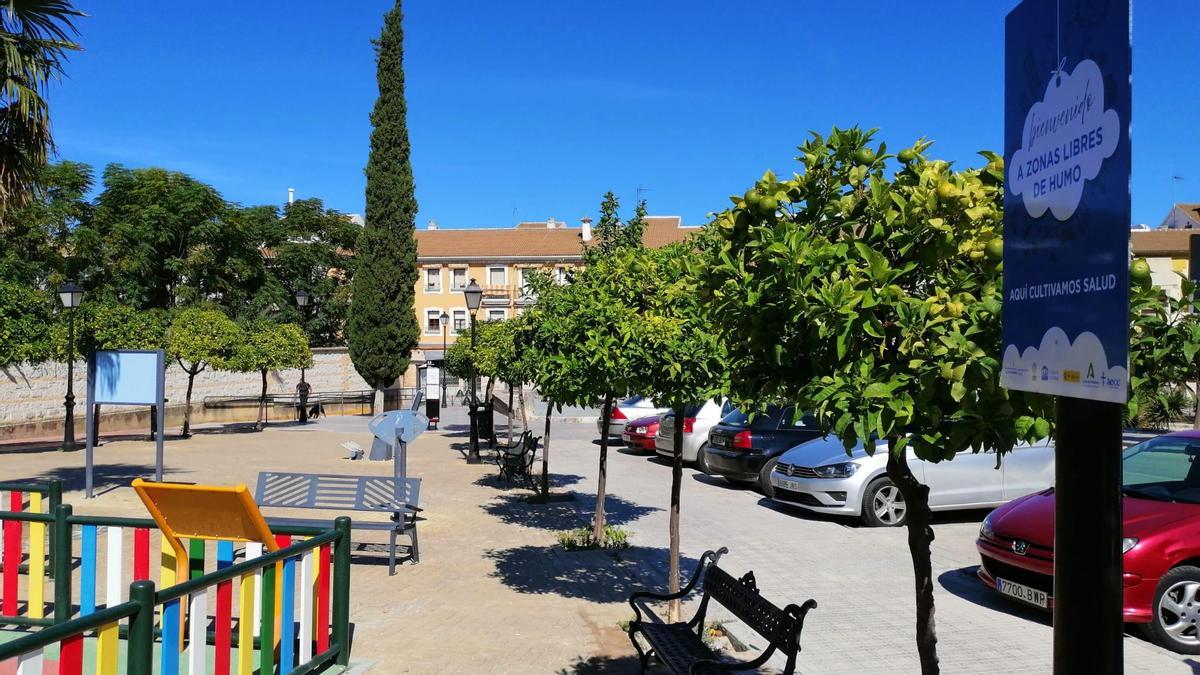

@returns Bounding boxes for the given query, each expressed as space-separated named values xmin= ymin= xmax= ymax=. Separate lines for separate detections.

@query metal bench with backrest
xmin=255 ymin=471 xmax=421 ymax=576
xmin=493 ymin=431 xmax=540 ymax=486
xmin=627 ymin=547 xmax=818 ymax=674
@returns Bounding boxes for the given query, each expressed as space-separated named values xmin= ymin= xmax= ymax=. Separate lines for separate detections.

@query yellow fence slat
xmin=238 ymin=571 xmax=256 ymax=675
xmin=96 ymin=621 xmax=119 ymax=675
xmin=27 ymin=492 xmax=44 ymax=619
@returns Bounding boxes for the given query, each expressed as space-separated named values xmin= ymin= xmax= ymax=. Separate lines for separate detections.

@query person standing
xmin=296 ymin=379 xmax=312 ymax=423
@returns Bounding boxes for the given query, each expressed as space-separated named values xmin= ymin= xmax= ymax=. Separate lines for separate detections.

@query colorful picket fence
xmin=0 ymin=481 xmax=63 ymax=627
xmin=0 ymin=485 xmax=352 ymax=675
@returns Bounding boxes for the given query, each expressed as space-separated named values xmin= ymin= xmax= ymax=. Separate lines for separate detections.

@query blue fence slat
xmin=80 ymin=524 xmax=97 ymax=615
xmin=280 ymin=555 xmax=296 ymax=673
xmin=161 ymin=597 xmax=181 ymax=675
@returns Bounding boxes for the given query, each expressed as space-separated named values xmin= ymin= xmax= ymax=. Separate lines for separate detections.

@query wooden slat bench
xmin=255 ymin=471 xmax=421 ymax=576
xmin=627 ymin=547 xmax=817 ymax=674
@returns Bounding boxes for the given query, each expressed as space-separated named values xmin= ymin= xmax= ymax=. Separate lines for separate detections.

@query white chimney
xmin=427 ymin=219 xmax=438 ymax=230
xmin=287 ymin=187 xmax=295 ymax=205
xmin=580 ymin=216 xmax=592 ymax=242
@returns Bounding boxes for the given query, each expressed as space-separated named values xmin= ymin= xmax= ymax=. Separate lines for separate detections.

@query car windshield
xmin=722 ymin=405 xmax=787 ymax=429
xmin=1122 ymin=436 xmax=1200 ymax=505
xmin=620 ymin=395 xmax=647 ymax=407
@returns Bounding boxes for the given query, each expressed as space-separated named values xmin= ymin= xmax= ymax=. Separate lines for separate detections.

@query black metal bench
xmin=493 ymin=431 xmax=540 ymax=487
xmin=255 ymin=471 xmax=421 ymax=576
xmin=627 ymin=548 xmax=817 ymax=674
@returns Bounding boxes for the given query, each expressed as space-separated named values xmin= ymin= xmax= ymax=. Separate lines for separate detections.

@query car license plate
xmin=777 ymin=478 xmax=804 ymax=492
xmin=712 ymin=436 xmax=727 ymax=447
xmin=996 ymin=577 xmax=1048 ymax=608
xmin=622 ymin=434 xmax=633 ymax=443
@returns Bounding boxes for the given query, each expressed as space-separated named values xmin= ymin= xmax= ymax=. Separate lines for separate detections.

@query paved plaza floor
xmin=1 ymin=412 xmax=1194 ymax=673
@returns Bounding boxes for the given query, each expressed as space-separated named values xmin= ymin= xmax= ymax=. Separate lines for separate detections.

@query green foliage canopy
xmin=348 ymin=1 xmax=420 ymax=389
xmin=698 ymin=127 xmax=1053 ymax=459
xmin=0 ymin=281 xmax=51 ymax=366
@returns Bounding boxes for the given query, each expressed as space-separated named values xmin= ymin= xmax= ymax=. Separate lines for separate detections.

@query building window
xmin=425 ymin=309 xmax=443 ymax=334
xmin=556 ymin=267 xmax=569 ymax=284
xmin=424 ymin=267 xmax=442 ymax=293
xmin=452 ymin=309 xmax=467 ymax=335
xmin=519 ymin=268 xmax=536 ymax=297
xmin=486 ymin=308 xmax=507 ymax=322
xmin=487 ymin=266 xmax=506 ymax=286
xmin=451 ymin=267 xmax=468 ymax=291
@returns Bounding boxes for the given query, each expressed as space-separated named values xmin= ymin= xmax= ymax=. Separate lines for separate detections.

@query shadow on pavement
xmin=569 ymin=492 xmax=662 ymax=527
xmin=473 ymin=472 xmax=585 ymax=491
xmin=482 ymin=489 xmax=656 ymax=530
xmin=689 ymin=473 xmax=755 ymax=492
xmin=11 ymin=463 xmax=175 ymax=497
xmin=937 ymin=566 xmax=1051 ymax=627
xmin=484 ymin=545 xmax=699 ymax=604
xmin=556 ymin=655 xmax=646 ymax=674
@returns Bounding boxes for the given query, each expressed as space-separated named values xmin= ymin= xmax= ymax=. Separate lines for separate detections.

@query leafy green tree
xmin=1127 ymin=271 xmax=1200 ymax=429
xmin=167 ymin=307 xmax=241 ymax=437
xmin=248 ymin=198 xmax=358 ymax=346
xmin=519 ymin=270 xmax=587 ymax=497
xmin=585 ymin=191 xmax=646 ymax=263
xmin=49 ymin=300 xmax=167 ymax=359
xmin=0 ymin=0 xmax=82 ymax=209
xmin=529 ymin=251 xmax=641 ymax=541
xmin=71 ymin=164 xmax=264 ymax=311
xmin=625 ymin=242 xmax=727 ymax=620
xmin=697 ymin=127 xmax=1053 ymax=673
xmin=229 ymin=321 xmax=312 ymax=430
xmin=0 ymin=160 xmax=91 ymax=285
xmin=348 ymin=0 xmax=419 ymax=393
xmin=0 ymin=281 xmax=51 ymax=366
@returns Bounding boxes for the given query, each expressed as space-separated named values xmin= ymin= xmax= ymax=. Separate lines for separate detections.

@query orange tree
xmin=625 ymin=241 xmax=726 ymax=620
xmin=695 ymin=126 xmax=1053 ymax=673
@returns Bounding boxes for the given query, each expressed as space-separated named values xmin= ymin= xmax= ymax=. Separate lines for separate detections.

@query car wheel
xmin=1147 ymin=566 xmax=1200 ymax=654
xmin=694 ymin=444 xmax=711 ymax=474
xmin=758 ymin=457 xmax=779 ymax=498
xmin=861 ymin=477 xmax=907 ymax=527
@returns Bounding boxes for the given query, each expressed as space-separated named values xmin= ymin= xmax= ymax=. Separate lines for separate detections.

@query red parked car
xmin=621 ymin=414 xmax=663 ymax=452
xmin=977 ymin=430 xmax=1200 ymax=653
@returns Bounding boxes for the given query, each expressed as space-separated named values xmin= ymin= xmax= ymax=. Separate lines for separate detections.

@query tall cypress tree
xmin=348 ymin=1 xmax=419 ymax=394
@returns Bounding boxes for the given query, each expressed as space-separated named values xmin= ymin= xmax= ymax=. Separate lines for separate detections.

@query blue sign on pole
xmin=1001 ymin=0 xmax=1131 ymax=404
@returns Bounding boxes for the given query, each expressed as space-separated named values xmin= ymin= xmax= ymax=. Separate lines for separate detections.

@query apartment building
xmin=407 ymin=216 xmax=694 ymax=392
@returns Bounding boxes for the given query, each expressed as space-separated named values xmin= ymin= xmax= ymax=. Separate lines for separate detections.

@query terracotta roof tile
xmin=415 ymin=216 xmax=695 ymax=260
xmin=1131 ymin=229 xmax=1197 ymax=257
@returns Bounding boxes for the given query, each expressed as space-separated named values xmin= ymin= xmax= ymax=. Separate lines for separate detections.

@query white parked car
xmin=597 ymin=395 xmax=669 ymax=436
xmin=654 ymin=399 xmax=736 ymax=469
xmin=769 ymin=436 xmax=1054 ymax=527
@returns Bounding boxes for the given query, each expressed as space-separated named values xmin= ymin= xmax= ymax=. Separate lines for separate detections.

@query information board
xmin=1001 ymin=0 xmax=1131 ymax=403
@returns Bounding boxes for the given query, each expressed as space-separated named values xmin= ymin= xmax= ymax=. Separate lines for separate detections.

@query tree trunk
xmin=668 ymin=406 xmax=685 ymax=622
xmin=1193 ymin=381 xmax=1199 ymax=429
xmin=886 ymin=440 xmax=939 ymax=674
xmin=592 ymin=393 xmax=614 ymax=544
xmin=507 ymin=383 xmax=515 ymax=443
xmin=181 ymin=366 xmax=200 ymax=438
xmin=541 ymin=404 xmax=553 ymax=497
xmin=257 ymin=370 xmax=268 ymax=430
xmin=518 ymin=386 xmax=529 ymax=435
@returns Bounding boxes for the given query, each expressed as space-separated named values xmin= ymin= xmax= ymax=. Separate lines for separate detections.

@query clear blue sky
xmin=49 ymin=0 xmax=1198 ymax=229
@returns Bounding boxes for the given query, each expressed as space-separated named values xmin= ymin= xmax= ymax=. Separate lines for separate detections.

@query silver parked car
xmin=654 ymin=399 xmax=735 ymax=470
xmin=597 ymin=395 xmax=669 ymax=437
xmin=769 ymin=436 xmax=1054 ymax=527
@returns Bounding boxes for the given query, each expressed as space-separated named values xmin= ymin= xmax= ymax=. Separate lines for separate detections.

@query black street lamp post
xmin=464 ymin=279 xmax=483 ymax=463
xmin=295 ymin=289 xmax=312 ymax=423
xmin=439 ymin=311 xmax=449 ymax=407
xmin=58 ymin=282 xmax=84 ymax=451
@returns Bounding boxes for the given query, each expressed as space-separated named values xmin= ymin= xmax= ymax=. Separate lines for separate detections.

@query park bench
xmin=255 ymin=471 xmax=421 ymax=576
xmin=626 ymin=548 xmax=817 ymax=674
xmin=493 ymin=431 xmax=540 ymax=487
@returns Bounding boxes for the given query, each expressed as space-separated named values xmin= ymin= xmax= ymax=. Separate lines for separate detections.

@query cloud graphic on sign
xmin=1002 ymin=327 xmax=1127 ymax=403
xmin=1008 ymin=59 xmax=1120 ymax=221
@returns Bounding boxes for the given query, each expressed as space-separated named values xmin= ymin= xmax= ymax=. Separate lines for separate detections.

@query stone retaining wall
xmin=0 ymin=347 xmax=371 ymax=438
